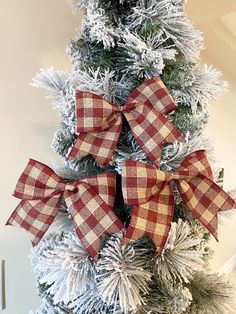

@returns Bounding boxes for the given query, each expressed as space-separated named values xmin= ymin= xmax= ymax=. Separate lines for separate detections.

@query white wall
xmin=186 ymin=1 xmax=236 ymax=272
xmin=205 ymin=80 xmax=236 ymax=272
xmin=0 ymin=1 xmax=235 ymax=313
xmin=0 ymin=1 xmax=80 ymax=313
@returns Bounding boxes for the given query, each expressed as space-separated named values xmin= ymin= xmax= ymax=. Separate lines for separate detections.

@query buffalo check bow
xmin=68 ymin=76 xmax=185 ymax=168
xmin=6 ymin=159 xmax=124 ymax=260
xmin=122 ymin=150 xmax=236 ymax=250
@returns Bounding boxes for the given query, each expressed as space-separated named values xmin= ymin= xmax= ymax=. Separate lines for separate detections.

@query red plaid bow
xmin=122 ymin=150 xmax=236 ymax=250
xmin=68 ymin=76 xmax=185 ymax=167
xmin=6 ymin=159 xmax=124 ymax=259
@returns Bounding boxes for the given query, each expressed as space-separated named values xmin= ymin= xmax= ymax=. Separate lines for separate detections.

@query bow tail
xmin=126 ymin=76 xmax=177 ymax=114
xmin=65 ymin=184 xmax=124 ymax=260
xmin=123 ymin=184 xmax=175 ymax=251
xmin=6 ymin=196 xmax=62 ymax=245
xmin=177 ymin=178 xmax=236 ymax=240
xmin=68 ymin=119 xmax=122 ymax=168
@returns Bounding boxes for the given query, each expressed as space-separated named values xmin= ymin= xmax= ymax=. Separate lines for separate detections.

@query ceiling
xmin=186 ymin=0 xmax=236 ymax=81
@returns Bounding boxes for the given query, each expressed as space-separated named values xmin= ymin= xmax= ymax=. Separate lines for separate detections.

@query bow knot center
xmin=65 ymin=182 xmax=78 ymax=192
xmin=157 ymin=171 xmax=189 ymax=184
xmin=116 ymin=103 xmax=137 ymax=113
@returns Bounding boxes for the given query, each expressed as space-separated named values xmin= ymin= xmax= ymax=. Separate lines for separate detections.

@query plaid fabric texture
xmin=6 ymin=159 xmax=124 ymax=260
xmin=68 ymin=76 xmax=185 ymax=167
xmin=122 ymin=150 xmax=236 ymax=250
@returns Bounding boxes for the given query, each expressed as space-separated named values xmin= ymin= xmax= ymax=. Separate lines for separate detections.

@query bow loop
xmin=178 ymin=150 xmax=213 ymax=178
xmin=13 ymin=159 xmax=65 ymax=200
xmin=7 ymin=160 xmax=123 ymax=260
xmin=69 ymin=76 xmax=185 ymax=167
xmin=122 ymin=160 xmax=176 ymax=204
xmin=126 ymin=76 xmax=177 ymax=114
xmin=76 ymin=92 xmax=120 ymax=133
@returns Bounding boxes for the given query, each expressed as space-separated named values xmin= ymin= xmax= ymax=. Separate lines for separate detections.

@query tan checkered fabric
xmin=6 ymin=159 xmax=124 ymax=260
xmin=68 ymin=76 xmax=185 ymax=167
xmin=122 ymin=150 xmax=236 ymax=250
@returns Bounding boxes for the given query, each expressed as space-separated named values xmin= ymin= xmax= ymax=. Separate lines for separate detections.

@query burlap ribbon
xmin=6 ymin=159 xmax=124 ymax=259
xmin=122 ymin=150 xmax=236 ymax=250
xmin=68 ymin=76 xmax=185 ymax=167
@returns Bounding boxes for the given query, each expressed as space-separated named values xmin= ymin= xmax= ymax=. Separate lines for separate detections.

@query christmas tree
xmin=6 ymin=0 xmax=236 ymax=313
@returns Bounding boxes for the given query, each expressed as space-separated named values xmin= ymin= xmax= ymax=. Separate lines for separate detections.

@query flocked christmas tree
xmin=6 ymin=0 xmax=236 ymax=313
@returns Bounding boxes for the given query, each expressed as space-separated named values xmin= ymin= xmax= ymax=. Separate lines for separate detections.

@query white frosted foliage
xmin=96 ymin=234 xmax=152 ymax=314
xmin=155 ymin=219 xmax=204 ymax=283
xmin=74 ymin=67 xmax=132 ymax=104
xmin=120 ymin=30 xmax=176 ymax=78
xmin=32 ymin=67 xmax=74 ymax=112
xmin=173 ymin=65 xmax=228 ymax=112
xmin=82 ymin=2 xmax=117 ymax=49
xmin=161 ymin=134 xmax=216 ymax=172
xmin=30 ymin=232 xmax=95 ymax=305
xmin=168 ymin=285 xmax=192 ymax=312
xmin=67 ymin=0 xmax=91 ymax=11
xmin=32 ymin=67 xmax=76 ymax=133
xmin=128 ymin=0 xmax=203 ymax=60
xmin=29 ymin=299 xmax=71 ymax=314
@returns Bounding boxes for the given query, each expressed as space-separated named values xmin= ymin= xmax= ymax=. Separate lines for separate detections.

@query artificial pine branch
xmin=29 ymin=0 xmax=233 ymax=313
